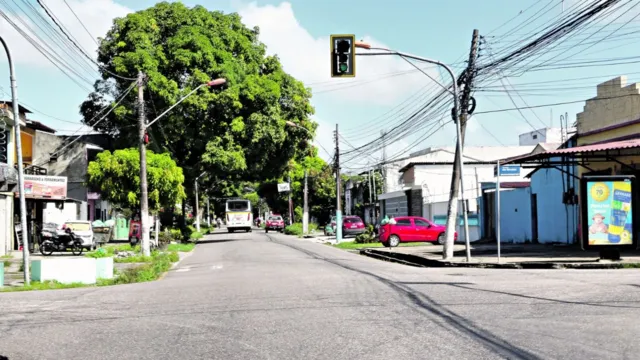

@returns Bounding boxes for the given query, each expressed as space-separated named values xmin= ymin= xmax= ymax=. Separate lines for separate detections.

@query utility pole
xmin=195 ymin=179 xmax=200 ymax=232
xmin=372 ymin=169 xmax=377 ymax=220
xmin=368 ymin=169 xmax=373 ymax=224
xmin=137 ymin=71 xmax=151 ymax=257
xmin=381 ymin=130 xmax=387 ymax=193
xmin=335 ymin=124 xmax=342 ymax=243
xmin=303 ymin=170 xmax=309 ymax=234
xmin=207 ymin=197 xmax=210 ymax=227
xmin=288 ymin=173 xmax=292 ymax=225
xmin=443 ymin=29 xmax=479 ymax=261
xmin=496 ymin=159 xmax=502 ymax=262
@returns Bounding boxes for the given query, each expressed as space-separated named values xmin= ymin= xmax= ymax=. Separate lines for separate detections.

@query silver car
xmin=60 ymin=221 xmax=95 ymax=250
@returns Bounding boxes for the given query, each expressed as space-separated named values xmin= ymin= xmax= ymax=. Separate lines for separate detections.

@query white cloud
xmin=0 ymin=0 xmax=131 ymax=68
xmin=237 ymin=1 xmax=441 ymax=105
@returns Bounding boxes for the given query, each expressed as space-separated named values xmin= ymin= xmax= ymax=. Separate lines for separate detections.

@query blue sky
xmin=0 ymin=0 xmax=638 ymax=170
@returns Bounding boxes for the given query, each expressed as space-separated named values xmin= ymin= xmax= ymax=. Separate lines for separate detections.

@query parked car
xmin=378 ymin=216 xmax=457 ymax=247
xmin=342 ymin=216 xmax=366 ymax=237
xmin=265 ymin=215 xmax=285 ymax=233
xmin=60 ymin=221 xmax=95 ymax=250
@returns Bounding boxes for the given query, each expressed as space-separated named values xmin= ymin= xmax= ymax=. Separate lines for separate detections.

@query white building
xmin=518 ymin=127 xmax=575 ymax=146
xmin=378 ymin=145 xmax=537 ymax=241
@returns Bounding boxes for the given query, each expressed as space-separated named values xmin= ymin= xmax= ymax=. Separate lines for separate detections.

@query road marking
xmin=175 ymin=268 xmax=190 ymax=272
xmin=211 ymin=265 xmax=223 ymax=270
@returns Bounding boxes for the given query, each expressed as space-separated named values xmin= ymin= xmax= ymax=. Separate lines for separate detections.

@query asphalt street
xmin=1 ymin=229 xmax=640 ymax=359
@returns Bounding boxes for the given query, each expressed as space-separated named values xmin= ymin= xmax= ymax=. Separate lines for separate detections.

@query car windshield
xmin=344 ymin=217 xmax=361 ymax=223
xmin=269 ymin=216 xmax=282 ymax=221
xmin=65 ymin=222 xmax=91 ymax=231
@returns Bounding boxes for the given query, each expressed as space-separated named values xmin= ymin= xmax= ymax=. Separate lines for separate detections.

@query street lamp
xmin=139 ymin=77 xmax=226 ymax=256
xmin=285 ymin=121 xmax=312 ymax=235
xmin=354 ymin=42 xmax=470 ymax=261
xmin=0 ymin=36 xmax=30 ymax=285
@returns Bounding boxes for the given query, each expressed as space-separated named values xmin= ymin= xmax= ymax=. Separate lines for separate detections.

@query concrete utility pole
xmin=303 ymin=170 xmax=308 ymax=234
xmin=368 ymin=169 xmax=373 ymax=224
xmin=381 ymin=130 xmax=387 ymax=193
xmin=372 ymin=169 xmax=377 ymax=219
xmin=335 ymin=124 xmax=342 ymax=243
xmin=288 ymin=173 xmax=293 ymax=225
xmin=195 ymin=179 xmax=200 ymax=232
xmin=442 ymin=29 xmax=480 ymax=261
xmin=1 ymin=36 xmax=30 ymax=285
xmin=207 ymin=197 xmax=210 ymax=227
xmin=496 ymin=159 xmax=502 ymax=262
xmin=137 ymin=71 xmax=151 ymax=257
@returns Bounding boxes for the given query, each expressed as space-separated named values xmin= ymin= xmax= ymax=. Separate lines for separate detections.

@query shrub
xmin=189 ymin=231 xmax=203 ymax=241
xmin=99 ymin=251 xmax=178 ymax=286
xmin=284 ymin=223 xmax=303 ymax=236
xmin=169 ymin=229 xmax=182 ymax=241
xmin=354 ymin=224 xmax=378 ymax=244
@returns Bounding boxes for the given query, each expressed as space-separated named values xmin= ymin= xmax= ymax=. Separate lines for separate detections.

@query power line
xmin=63 ymin=0 xmax=100 ymax=47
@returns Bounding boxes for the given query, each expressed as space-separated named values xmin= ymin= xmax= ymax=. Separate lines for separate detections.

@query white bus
xmin=225 ymin=199 xmax=253 ymax=233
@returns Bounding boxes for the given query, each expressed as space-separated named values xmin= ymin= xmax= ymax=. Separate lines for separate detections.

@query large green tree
xmin=80 ymin=2 xmax=315 ymax=200
xmin=87 ymin=149 xmax=186 ymax=212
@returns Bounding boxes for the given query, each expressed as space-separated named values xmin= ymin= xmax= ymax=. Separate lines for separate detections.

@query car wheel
xmin=437 ymin=233 xmax=446 ymax=245
xmin=389 ymin=235 xmax=400 ymax=247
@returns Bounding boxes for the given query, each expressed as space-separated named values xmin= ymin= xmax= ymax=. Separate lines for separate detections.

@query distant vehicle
xmin=225 ymin=199 xmax=253 ymax=233
xmin=378 ymin=216 xmax=457 ymax=247
xmin=60 ymin=221 xmax=95 ymax=250
xmin=342 ymin=216 xmax=366 ymax=237
xmin=265 ymin=215 xmax=285 ymax=233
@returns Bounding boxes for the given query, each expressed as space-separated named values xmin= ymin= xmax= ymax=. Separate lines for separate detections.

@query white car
xmin=58 ymin=221 xmax=95 ymax=250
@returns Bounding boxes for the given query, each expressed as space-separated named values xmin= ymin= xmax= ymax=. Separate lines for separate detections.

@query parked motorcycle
xmin=40 ymin=228 xmax=84 ymax=256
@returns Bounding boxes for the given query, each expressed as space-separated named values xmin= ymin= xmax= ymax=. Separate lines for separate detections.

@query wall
xmin=498 ymin=187 xmax=533 ymax=243
xmin=530 ymin=163 xmax=579 ymax=244
xmin=35 ymin=131 xmax=88 ymax=201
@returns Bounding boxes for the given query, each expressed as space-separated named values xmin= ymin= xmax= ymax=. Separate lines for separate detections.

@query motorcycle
xmin=40 ymin=227 xmax=84 ymax=256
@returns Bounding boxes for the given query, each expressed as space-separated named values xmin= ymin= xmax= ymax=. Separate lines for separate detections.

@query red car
xmin=342 ymin=216 xmax=366 ymax=237
xmin=265 ymin=215 xmax=285 ymax=233
xmin=379 ymin=216 xmax=457 ymax=247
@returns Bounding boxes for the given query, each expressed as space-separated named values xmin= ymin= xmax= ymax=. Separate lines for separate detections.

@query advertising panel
xmin=581 ymin=176 xmax=637 ymax=250
xmin=22 ymin=175 xmax=67 ymax=199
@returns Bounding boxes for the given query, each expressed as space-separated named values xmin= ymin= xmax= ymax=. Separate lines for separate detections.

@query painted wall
xmin=530 ymin=162 xmax=579 ymax=244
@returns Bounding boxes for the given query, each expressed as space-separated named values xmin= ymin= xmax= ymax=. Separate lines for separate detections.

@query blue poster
xmin=586 ymin=180 xmax=633 ymax=245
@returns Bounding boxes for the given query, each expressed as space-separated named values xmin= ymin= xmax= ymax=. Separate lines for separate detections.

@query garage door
xmin=384 ymin=196 xmax=408 ymax=218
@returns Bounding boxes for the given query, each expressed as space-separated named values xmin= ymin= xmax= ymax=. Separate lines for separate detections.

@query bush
xmin=284 ymin=223 xmax=303 ymax=236
xmin=354 ymin=224 xmax=378 ymax=244
xmin=169 ymin=229 xmax=182 ymax=241
xmin=189 ymin=231 xmax=203 ymax=241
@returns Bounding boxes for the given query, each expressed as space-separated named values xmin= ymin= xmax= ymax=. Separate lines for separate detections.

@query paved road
xmin=1 ymin=230 xmax=640 ymax=359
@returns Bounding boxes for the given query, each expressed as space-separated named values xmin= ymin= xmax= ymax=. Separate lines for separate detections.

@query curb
xmin=157 ymin=251 xmax=195 ymax=281
xmin=360 ymin=249 xmax=640 ymax=269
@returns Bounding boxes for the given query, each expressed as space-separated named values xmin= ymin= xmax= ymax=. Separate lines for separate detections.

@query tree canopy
xmin=87 ymin=148 xmax=186 ymax=212
xmin=81 ymin=2 xmax=316 ymax=199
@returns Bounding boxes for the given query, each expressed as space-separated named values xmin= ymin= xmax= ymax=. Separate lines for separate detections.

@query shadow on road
xmin=198 ymin=238 xmax=251 ymax=245
xmin=266 ymin=234 xmax=543 ymax=360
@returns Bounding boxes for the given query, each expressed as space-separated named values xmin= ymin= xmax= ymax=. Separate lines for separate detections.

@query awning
xmin=502 ymin=138 xmax=640 ymax=166
xmin=378 ymin=187 xmax=410 ymax=200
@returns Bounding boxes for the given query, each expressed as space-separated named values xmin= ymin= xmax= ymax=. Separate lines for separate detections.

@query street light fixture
xmin=354 ymin=42 xmax=471 ymax=261
xmin=139 ymin=77 xmax=226 ymax=257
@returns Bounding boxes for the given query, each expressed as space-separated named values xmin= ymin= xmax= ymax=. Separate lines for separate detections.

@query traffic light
xmin=330 ymin=34 xmax=355 ymax=78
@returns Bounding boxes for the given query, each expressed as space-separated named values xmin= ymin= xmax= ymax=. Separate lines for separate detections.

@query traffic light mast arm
xmin=354 ymin=45 xmax=459 ymax=120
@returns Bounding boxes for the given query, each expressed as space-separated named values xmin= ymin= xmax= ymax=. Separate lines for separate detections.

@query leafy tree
xmin=80 ymin=2 xmax=315 ymax=201
xmin=87 ymin=148 xmax=186 ymax=213
xmin=258 ymin=150 xmax=336 ymax=224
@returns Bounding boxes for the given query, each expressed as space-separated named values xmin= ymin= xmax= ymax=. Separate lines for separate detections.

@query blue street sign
xmin=494 ymin=164 xmax=521 ymax=176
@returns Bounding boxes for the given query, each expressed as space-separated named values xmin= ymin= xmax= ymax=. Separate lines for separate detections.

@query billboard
xmin=22 ymin=175 xmax=67 ymax=199
xmin=581 ymin=176 xmax=637 ymax=249
xmin=277 ymin=183 xmax=290 ymax=193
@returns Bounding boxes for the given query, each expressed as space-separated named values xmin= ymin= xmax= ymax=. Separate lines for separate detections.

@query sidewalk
xmin=361 ymin=243 xmax=640 ymax=269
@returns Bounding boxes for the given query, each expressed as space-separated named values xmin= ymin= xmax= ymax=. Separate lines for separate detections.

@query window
xmin=227 ymin=201 xmax=249 ymax=211
xmin=396 ymin=219 xmax=411 ymax=226
xmin=414 ymin=219 xmax=430 ymax=227
xmin=344 ymin=217 xmax=362 ymax=223
xmin=269 ymin=216 xmax=282 ymax=221
xmin=532 ymin=134 xmax=538 ymax=139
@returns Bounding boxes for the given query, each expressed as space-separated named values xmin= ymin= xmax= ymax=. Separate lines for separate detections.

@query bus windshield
xmin=227 ymin=200 xmax=250 ymax=212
